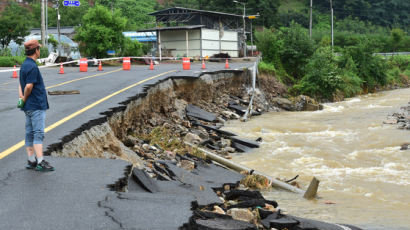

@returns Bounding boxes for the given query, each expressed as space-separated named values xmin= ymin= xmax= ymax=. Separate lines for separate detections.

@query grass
xmin=139 ymin=127 xmax=206 ymax=159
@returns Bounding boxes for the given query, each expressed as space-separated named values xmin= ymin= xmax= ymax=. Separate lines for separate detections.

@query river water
xmin=223 ymin=88 xmax=410 ymax=230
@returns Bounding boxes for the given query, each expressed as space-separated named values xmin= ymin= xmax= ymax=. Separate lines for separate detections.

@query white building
xmin=139 ymin=7 xmax=245 ymax=58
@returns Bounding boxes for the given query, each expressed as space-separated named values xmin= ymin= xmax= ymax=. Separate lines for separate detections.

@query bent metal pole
xmin=186 ymin=142 xmax=308 ymax=195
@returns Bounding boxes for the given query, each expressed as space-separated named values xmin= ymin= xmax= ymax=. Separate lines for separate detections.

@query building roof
xmin=149 ymin=7 xmax=242 ymax=18
xmin=138 ymin=25 xmax=205 ymax=32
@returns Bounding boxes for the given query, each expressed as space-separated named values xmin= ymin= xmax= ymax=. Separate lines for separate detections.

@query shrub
xmin=121 ymin=37 xmax=143 ymax=57
xmin=0 ymin=56 xmax=15 ymax=67
xmin=12 ymin=56 xmax=26 ymax=65
xmin=258 ymin=61 xmax=276 ymax=75
xmin=338 ymin=55 xmax=363 ymax=97
xmin=294 ymin=47 xmax=343 ymax=100
xmin=344 ymin=39 xmax=388 ymax=90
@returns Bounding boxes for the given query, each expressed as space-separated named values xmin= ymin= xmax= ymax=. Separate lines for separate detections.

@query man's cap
xmin=24 ymin=39 xmax=42 ymax=50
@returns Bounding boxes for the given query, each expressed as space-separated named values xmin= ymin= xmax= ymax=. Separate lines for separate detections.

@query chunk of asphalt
xmin=224 ymin=190 xmax=265 ymax=201
xmin=231 ymin=141 xmax=252 ymax=152
xmin=230 ymin=137 xmax=260 ymax=148
xmin=193 ymin=218 xmax=257 ymax=230
xmin=131 ymin=168 xmax=160 ymax=193
xmin=257 ymin=208 xmax=275 ymax=219
xmin=155 ymin=160 xmax=243 ymax=206
xmin=186 ymin=104 xmax=218 ymax=122
xmin=190 ymin=120 xmax=237 ymax=137
xmin=261 ymin=216 xmax=300 ymax=229
xmin=228 ymin=101 xmax=247 ymax=115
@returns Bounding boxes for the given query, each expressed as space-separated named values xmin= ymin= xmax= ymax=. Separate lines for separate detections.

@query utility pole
xmin=45 ymin=0 xmax=48 ymax=46
xmin=233 ymin=0 xmax=246 ymax=57
xmin=57 ymin=2 xmax=61 ymax=50
xmin=309 ymin=0 xmax=313 ymax=38
xmin=41 ymin=0 xmax=46 ymax=46
xmin=330 ymin=0 xmax=334 ymax=49
xmin=243 ymin=3 xmax=246 ymax=57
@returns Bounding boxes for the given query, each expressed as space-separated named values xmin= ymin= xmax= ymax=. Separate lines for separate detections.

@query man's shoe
xmin=26 ymin=160 xmax=37 ymax=169
xmin=35 ymin=160 xmax=55 ymax=172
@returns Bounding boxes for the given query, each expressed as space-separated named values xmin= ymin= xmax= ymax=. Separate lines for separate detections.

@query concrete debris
xmin=230 ymin=137 xmax=260 ymax=148
xmin=178 ymin=160 xmax=195 ymax=171
xmin=213 ymin=205 xmax=226 ymax=215
xmin=227 ymin=208 xmax=255 ymax=222
xmin=184 ymin=132 xmax=202 ymax=145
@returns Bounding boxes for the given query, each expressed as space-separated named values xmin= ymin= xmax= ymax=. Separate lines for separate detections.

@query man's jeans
xmin=24 ymin=110 xmax=46 ymax=147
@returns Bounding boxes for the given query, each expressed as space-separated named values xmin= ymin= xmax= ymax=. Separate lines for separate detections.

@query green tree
xmin=344 ymin=39 xmax=388 ymax=90
xmin=390 ymin=28 xmax=406 ymax=53
xmin=279 ymin=22 xmax=314 ymax=80
xmin=75 ymin=5 xmax=127 ymax=58
xmin=294 ymin=47 xmax=343 ymax=100
xmin=0 ymin=3 xmax=31 ymax=48
xmin=96 ymin=0 xmax=156 ymax=30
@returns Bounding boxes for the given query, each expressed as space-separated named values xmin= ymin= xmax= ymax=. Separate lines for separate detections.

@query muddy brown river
xmin=223 ymin=88 xmax=410 ymax=230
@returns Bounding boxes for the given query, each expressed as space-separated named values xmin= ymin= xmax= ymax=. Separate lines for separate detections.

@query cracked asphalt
xmin=0 ymin=61 xmax=254 ymax=230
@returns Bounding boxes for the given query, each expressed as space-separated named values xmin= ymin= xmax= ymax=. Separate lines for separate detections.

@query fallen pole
xmin=186 ymin=143 xmax=309 ymax=195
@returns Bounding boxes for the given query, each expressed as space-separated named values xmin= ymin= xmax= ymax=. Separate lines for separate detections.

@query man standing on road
xmin=18 ymin=39 xmax=54 ymax=172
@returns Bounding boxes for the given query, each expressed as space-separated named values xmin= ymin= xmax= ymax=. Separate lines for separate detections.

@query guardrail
xmin=374 ymin=52 xmax=410 ymax=56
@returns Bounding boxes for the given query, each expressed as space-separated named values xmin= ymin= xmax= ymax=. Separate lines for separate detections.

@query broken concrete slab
xmin=228 ymin=101 xmax=247 ymax=115
xmin=155 ymin=161 xmax=243 ymax=206
xmin=131 ymin=168 xmax=160 ymax=193
xmin=194 ymin=123 xmax=237 ymax=137
xmin=186 ymin=104 xmax=218 ymax=122
xmin=230 ymin=137 xmax=260 ymax=148
xmin=231 ymin=141 xmax=253 ymax=152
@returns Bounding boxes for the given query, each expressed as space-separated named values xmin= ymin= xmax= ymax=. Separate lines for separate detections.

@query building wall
xmin=159 ymin=28 xmax=238 ymax=58
xmin=201 ymin=29 xmax=238 ymax=57
xmin=160 ymin=30 xmax=201 ymax=57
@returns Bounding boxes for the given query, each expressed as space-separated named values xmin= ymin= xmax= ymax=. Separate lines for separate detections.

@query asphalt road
xmin=0 ymin=61 xmax=254 ymax=230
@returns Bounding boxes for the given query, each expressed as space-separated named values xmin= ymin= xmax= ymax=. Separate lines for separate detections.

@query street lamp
xmin=233 ymin=0 xmax=246 ymax=57
xmin=248 ymin=13 xmax=259 ymax=57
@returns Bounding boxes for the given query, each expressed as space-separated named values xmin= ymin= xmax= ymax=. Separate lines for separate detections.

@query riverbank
xmin=222 ymin=87 xmax=410 ymax=230
xmin=42 ymin=66 xmax=367 ymax=229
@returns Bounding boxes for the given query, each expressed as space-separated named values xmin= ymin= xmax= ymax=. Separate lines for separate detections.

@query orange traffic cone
xmin=225 ymin=59 xmax=230 ymax=69
xmin=98 ymin=61 xmax=103 ymax=71
xmin=12 ymin=65 xmax=18 ymax=78
xmin=59 ymin=63 xmax=65 ymax=74
xmin=201 ymin=59 xmax=206 ymax=69
xmin=149 ymin=59 xmax=154 ymax=70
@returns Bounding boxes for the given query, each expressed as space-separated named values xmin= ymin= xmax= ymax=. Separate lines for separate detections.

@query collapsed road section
xmin=39 ymin=67 xmax=362 ymax=230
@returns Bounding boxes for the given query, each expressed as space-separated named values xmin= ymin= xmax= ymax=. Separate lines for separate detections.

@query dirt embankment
xmin=46 ymin=69 xmax=321 ymax=162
